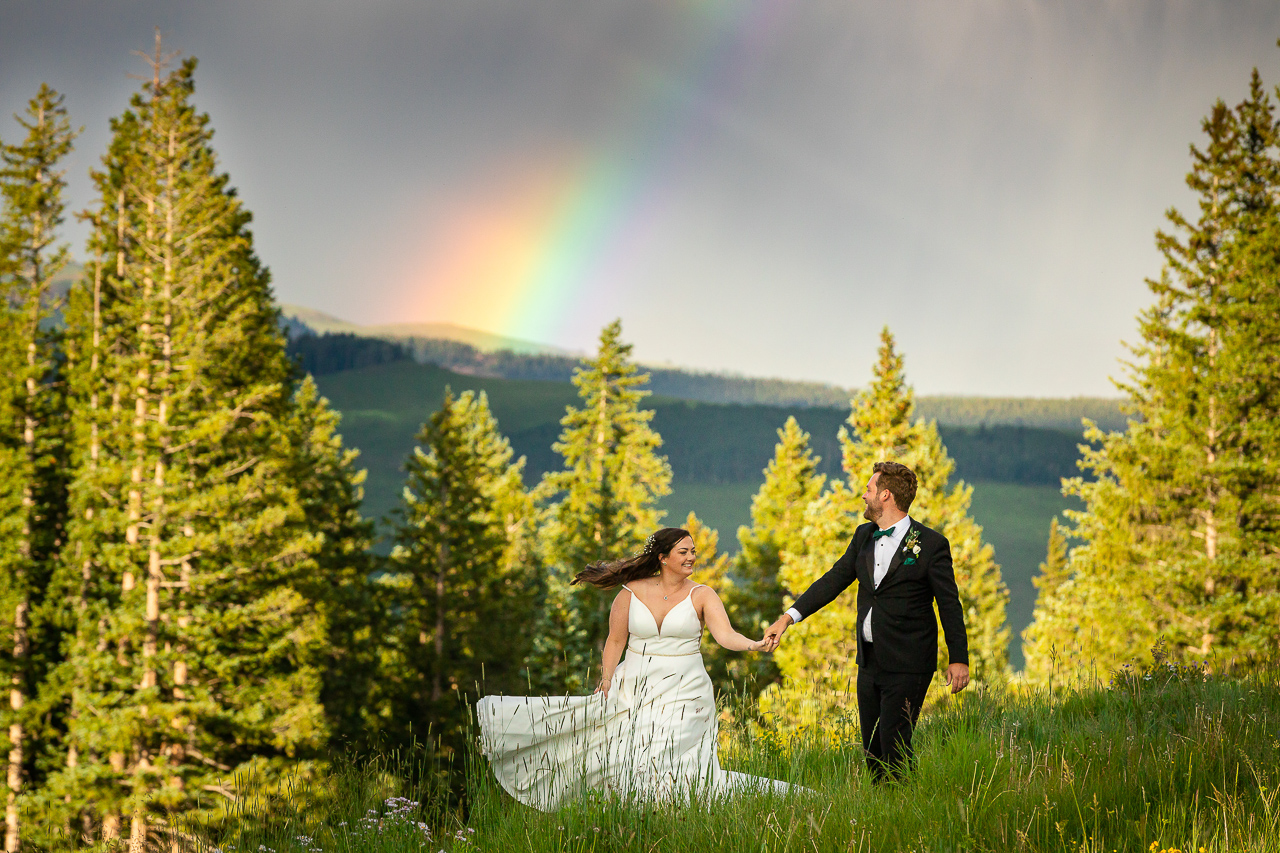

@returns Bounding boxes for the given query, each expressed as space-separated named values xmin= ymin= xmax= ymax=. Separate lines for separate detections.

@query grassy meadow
xmin=157 ymin=657 xmax=1278 ymax=853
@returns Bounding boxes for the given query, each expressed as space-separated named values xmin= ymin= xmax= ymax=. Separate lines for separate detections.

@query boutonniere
xmin=902 ymin=528 xmax=922 ymax=565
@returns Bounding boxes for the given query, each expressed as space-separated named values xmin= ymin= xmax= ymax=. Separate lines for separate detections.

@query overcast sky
xmin=4 ymin=1 xmax=1279 ymax=395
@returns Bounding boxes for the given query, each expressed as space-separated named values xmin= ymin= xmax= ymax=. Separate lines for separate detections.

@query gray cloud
xmin=3 ymin=0 xmax=1278 ymax=394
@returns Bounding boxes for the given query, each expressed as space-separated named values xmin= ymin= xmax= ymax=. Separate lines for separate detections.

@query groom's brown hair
xmin=873 ymin=461 xmax=917 ymax=511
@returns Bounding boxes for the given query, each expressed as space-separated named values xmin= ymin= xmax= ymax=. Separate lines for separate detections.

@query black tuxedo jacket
xmin=790 ymin=519 xmax=968 ymax=674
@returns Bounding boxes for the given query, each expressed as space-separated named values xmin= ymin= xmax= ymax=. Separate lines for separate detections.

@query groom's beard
xmin=863 ymin=498 xmax=882 ymax=523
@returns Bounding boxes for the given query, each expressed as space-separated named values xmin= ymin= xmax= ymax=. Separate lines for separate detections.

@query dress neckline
xmin=623 ymin=584 xmax=702 ymax=635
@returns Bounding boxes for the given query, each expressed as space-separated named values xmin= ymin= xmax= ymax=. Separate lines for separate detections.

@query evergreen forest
xmin=0 ymin=41 xmax=1278 ymax=853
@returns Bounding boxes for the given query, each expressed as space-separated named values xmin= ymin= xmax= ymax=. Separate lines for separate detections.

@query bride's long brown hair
xmin=571 ymin=527 xmax=693 ymax=590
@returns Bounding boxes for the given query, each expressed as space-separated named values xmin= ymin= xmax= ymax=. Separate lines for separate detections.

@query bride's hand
xmin=595 ymin=678 xmax=612 ymax=698
xmin=747 ymin=637 xmax=770 ymax=652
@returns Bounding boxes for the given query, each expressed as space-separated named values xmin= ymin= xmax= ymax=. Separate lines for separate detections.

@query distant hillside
xmin=289 ymin=332 xmax=414 ymax=376
xmin=279 ymin=304 xmax=577 ymax=355
xmin=511 ymin=402 xmax=1091 ymax=489
xmin=285 ymin=320 xmax=1128 ymax=426
xmin=50 ymin=261 xmax=81 ymax=298
xmin=388 ymin=336 xmax=854 ymax=407
xmin=282 ymin=312 xmax=855 ymax=407
xmin=916 ymin=396 xmax=1128 ymax=432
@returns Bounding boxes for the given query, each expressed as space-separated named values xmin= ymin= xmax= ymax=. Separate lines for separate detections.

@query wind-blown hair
xmin=571 ymin=528 xmax=693 ymax=590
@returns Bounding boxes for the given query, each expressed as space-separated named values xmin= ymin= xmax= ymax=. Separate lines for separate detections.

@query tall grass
xmin=185 ymin=658 xmax=1278 ymax=853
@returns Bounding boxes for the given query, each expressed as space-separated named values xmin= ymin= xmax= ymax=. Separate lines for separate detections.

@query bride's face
xmin=661 ymin=536 xmax=697 ymax=578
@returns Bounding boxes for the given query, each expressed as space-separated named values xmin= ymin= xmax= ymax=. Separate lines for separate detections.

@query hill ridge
xmin=279 ymin=304 xmax=579 ymax=356
xmin=284 ymin=312 xmax=1127 ymax=428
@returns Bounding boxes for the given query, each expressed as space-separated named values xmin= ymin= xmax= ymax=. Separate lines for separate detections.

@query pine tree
xmin=722 ymin=417 xmax=825 ymax=693
xmin=1023 ymin=70 xmax=1280 ymax=680
xmin=1035 ymin=517 xmax=1070 ymax=602
xmin=757 ymin=482 xmax=862 ymax=738
xmin=0 ymin=83 xmax=76 ymax=850
xmin=42 ymin=50 xmax=330 ymax=842
xmin=283 ymin=377 xmax=382 ymax=752
xmin=387 ymin=389 xmax=535 ymax=753
xmin=531 ymin=321 xmax=671 ymax=692
xmin=761 ymin=330 xmax=1009 ymax=733
xmin=1019 ymin=518 xmax=1071 ymax=682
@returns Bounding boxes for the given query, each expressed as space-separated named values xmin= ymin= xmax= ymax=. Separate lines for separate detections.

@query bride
xmin=476 ymin=527 xmax=801 ymax=810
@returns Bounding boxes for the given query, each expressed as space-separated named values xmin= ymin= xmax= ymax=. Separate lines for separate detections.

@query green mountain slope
xmin=313 ymin=360 xmax=1090 ymax=667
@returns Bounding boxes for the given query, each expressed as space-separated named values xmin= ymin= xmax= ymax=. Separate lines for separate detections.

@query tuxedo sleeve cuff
xmin=785 ymin=607 xmax=804 ymax=624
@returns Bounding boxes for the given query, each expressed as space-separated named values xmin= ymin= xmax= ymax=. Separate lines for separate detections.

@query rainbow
xmin=399 ymin=0 xmax=788 ymax=346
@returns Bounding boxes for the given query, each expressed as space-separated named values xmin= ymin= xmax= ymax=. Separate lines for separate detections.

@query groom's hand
xmin=762 ymin=614 xmax=794 ymax=652
xmin=945 ymin=663 xmax=970 ymax=694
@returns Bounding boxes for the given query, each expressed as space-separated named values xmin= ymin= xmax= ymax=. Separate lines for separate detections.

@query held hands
xmin=761 ymin=614 xmax=793 ymax=653
xmin=945 ymin=663 xmax=970 ymax=694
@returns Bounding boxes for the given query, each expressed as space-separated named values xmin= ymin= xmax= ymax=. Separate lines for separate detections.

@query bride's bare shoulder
xmin=690 ymin=583 xmax=721 ymax=607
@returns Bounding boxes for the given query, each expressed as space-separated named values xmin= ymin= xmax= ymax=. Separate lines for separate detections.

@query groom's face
xmin=862 ymin=473 xmax=885 ymax=522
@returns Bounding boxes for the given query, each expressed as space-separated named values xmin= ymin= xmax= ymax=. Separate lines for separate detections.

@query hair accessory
xmin=643 ymin=532 xmax=658 ymax=555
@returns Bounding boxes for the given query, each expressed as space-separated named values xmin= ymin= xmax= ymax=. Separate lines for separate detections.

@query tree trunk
xmin=129 ymin=814 xmax=147 ymax=852
xmin=6 ymin=604 xmax=26 ymax=853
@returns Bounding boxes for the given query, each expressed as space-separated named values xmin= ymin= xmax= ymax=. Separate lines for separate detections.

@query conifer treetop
xmin=737 ymin=416 xmax=825 ymax=572
xmin=540 ymin=319 xmax=671 ymax=565
xmin=0 ymin=83 xmax=78 ymax=297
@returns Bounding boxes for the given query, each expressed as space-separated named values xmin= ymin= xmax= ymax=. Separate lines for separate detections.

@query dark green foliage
xmin=283 ymin=377 xmax=383 ymax=753
xmin=934 ymin=425 xmax=1094 ymax=485
xmin=288 ymin=331 xmax=413 ymax=377
xmin=398 ymin=336 xmax=585 ymax=383
xmin=384 ymin=388 xmax=536 ymax=755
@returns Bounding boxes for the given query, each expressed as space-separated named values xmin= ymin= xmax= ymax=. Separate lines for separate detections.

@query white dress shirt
xmin=785 ymin=514 xmax=913 ymax=643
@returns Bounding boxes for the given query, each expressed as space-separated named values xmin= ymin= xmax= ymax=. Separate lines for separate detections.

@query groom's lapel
xmin=879 ymin=520 xmax=920 ymax=587
xmin=858 ymin=530 xmax=875 ymax=585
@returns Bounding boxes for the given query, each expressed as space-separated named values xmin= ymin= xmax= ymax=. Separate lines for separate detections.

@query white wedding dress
xmin=476 ymin=583 xmax=798 ymax=811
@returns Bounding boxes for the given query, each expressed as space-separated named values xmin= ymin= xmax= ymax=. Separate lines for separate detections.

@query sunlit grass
xmin=105 ymin=657 xmax=1280 ymax=853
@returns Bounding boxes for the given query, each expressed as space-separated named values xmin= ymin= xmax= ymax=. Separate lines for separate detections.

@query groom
xmin=763 ymin=461 xmax=969 ymax=783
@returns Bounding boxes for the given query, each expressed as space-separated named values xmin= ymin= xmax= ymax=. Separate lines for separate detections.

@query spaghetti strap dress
xmin=475 ymin=583 xmax=799 ymax=810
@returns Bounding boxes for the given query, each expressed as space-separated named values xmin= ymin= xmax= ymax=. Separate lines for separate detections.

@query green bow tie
xmin=872 ymin=527 xmax=896 ymax=541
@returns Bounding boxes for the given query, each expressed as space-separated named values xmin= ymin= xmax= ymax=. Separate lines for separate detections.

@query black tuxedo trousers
xmin=858 ymin=641 xmax=932 ymax=781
